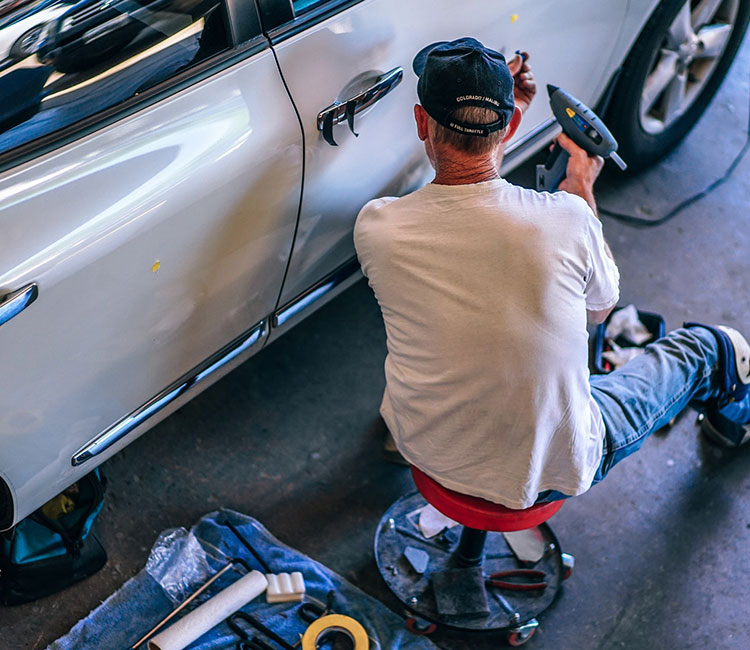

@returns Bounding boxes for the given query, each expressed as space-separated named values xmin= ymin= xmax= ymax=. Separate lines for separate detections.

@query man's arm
xmin=556 ymin=132 xmax=604 ymax=219
xmin=554 ymin=132 xmax=617 ymax=324
xmin=587 ymin=307 xmax=613 ymax=325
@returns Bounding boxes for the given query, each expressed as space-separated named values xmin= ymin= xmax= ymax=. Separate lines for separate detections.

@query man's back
xmin=355 ymin=178 xmax=619 ymax=508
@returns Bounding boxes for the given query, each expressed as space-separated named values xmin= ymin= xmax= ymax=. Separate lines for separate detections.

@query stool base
xmin=375 ymin=491 xmax=566 ymax=633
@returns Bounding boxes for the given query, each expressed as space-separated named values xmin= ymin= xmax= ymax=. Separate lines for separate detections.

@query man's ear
xmin=414 ymin=104 xmax=430 ymax=141
xmin=502 ymin=106 xmax=523 ymax=143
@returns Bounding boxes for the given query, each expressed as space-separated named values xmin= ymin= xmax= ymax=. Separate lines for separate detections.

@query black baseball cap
xmin=413 ymin=37 xmax=514 ymax=136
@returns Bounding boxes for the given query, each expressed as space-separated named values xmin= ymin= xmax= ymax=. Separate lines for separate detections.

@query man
xmin=354 ymin=38 xmax=750 ymax=509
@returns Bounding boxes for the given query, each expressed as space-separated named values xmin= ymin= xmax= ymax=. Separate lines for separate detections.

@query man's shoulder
xmin=511 ymin=183 xmax=595 ymax=230
xmin=508 ymin=181 xmax=591 ymax=213
xmin=355 ymin=189 xmax=427 ymax=236
xmin=357 ymin=195 xmax=400 ymax=220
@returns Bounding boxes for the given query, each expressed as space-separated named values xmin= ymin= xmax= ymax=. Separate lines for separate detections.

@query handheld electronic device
xmin=536 ymin=84 xmax=627 ymax=192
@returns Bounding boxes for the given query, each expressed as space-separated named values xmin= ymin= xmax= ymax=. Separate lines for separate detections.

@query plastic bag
xmin=145 ymin=528 xmax=211 ymax=605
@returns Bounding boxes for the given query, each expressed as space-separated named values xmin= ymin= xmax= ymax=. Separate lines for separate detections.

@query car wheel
xmin=9 ymin=24 xmax=44 ymax=60
xmin=607 ymin=0 xmax=750 ymax=171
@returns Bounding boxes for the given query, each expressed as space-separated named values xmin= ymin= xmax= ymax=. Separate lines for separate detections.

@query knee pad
xmin=684 ymin=322 xmax=750 ymax=404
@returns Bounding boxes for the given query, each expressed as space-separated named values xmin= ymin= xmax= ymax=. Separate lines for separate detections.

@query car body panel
xmin=0 ymin=45 xmax=303 ymax=525
xmin=270 ymin=0 xmax=630 ymax=307
xmin=0 ymin=0 xmax=694 ymax=528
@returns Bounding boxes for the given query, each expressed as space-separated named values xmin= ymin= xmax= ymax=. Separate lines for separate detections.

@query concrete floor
xmin=3 ymin=33 xmax=750 ymax=650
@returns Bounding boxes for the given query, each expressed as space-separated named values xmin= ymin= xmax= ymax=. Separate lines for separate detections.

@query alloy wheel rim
xmin=640 ymin=0 xmax=739 ymax=134
xmin=20 ymin=26 xmax=43 ymax=55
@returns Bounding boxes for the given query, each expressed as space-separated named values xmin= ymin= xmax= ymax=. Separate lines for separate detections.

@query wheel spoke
xmin=662 ymin=71 xmax=688 ymax=123
xmin=668 ymin=1 xmax=696 ymax=47
xmin=695 ymin=23 xmax=733 ymax=58
xmin=691 ymin=0 xmax=725 ymax=30
xmin=642 ymin=50 xmax=680 ymax=113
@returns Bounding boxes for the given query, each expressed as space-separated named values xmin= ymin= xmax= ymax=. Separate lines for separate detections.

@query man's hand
xmin=508 ymin=51 xmax=536 ymax=115
xmin=556 ymin=133 xmax=604 ymax=215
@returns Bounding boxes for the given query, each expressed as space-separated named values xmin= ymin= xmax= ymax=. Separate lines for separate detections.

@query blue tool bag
xmin=0 ymin=469 xmax=107 ymax=606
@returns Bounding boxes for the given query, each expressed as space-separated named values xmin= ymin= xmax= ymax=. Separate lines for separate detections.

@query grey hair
xmin=430 ymin=106 xmax=506 ymax=154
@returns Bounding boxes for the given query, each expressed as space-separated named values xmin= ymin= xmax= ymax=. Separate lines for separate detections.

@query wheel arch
xmin=0 ymin=472 xmax=15 ymax=532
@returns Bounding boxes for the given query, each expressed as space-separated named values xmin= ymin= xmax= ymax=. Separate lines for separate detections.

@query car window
xmin=291 ymin=0 xmax=325 ymax=14
xmin=0 ymin=0 xmax=231 ymax=159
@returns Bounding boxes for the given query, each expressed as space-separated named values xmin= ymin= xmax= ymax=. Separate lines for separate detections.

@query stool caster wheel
xmin=507 ymin=619 xmax=538 ymax=646
xmin=561 ymin=552 xmax=575 ymax=580
xmin=405 ymin=616 xmax=437 ymax=635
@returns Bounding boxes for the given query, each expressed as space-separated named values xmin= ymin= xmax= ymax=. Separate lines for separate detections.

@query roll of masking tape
xmin=301 ymin=614 xmax=369 ymax=650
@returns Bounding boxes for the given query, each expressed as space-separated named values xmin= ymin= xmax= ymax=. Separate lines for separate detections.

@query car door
xmin=0 ymin=0 xmax=303 ymax=527
xmin=259 ymin=0 xmax=629 ymax=329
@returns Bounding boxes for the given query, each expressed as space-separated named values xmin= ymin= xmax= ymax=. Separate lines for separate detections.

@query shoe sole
xmin=700 ymin=412 xmax=750 ymax=448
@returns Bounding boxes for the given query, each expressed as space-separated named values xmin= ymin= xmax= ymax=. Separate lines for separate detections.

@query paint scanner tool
xmin=536 ymin=84 xmax=627 ymax=192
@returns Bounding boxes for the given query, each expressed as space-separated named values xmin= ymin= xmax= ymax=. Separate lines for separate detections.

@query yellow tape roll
xmin=301 ymin=614 xmax=369 ymax=650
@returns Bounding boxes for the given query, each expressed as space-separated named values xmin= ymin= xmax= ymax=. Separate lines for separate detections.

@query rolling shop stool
xmin=375 ymin=466 xmax=574 ymax=646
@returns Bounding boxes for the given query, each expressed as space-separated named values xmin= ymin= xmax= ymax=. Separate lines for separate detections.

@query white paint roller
xmin=148 ymin=570 xmax=268 ymax=650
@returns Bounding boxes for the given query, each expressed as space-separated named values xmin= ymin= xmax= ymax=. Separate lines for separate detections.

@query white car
xmin=1 ymin=0 xmax=748 ymax=530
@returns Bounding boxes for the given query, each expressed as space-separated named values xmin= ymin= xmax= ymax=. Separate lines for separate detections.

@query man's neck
xmin=431 ymin=152 xmax=504 ymax=186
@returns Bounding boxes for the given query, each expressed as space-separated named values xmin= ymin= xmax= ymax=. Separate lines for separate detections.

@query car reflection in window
xmin=0 ymin=0 xmax=227 ymax=155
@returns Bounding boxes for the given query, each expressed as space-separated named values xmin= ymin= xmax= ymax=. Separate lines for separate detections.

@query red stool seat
xmin=411 ymin=465 xmax=563 ymax=532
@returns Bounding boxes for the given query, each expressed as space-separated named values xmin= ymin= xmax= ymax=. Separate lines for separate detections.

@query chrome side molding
xmin=274 ymin=258 xmax=360 ymax=327
xmin=504 ymin=117 xmax=558 ymax=162
xmin=72 ymin=320 xmax=267 ymax=466
xmin=0 ymin=283 xmax=38 ymax=328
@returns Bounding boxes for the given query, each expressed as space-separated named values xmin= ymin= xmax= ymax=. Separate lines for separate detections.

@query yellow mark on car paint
xmin=510 ymin=13 xmax=519 ymax=24
xmin=152 ymin=260 xmax=161 ymax=273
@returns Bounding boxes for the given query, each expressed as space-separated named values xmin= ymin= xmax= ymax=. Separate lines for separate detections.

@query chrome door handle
xmin=317 ymin=67 xmax=404 ymax=146
xmin=0 ymin=283 xmax=38 ymax=328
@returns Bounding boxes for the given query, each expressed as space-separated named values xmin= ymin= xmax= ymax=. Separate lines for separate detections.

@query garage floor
xmin=3 ymin=34 xmax=750 ymax=650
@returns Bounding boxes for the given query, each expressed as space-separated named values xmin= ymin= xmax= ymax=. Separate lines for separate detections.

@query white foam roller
xmin=266 ymin=572 xmax=305 ymax=603
xmin=148 ymin=570 xmax=268 ymax=650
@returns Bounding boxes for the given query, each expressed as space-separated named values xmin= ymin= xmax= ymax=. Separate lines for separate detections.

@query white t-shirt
xmin=354 ymin=178 xmax=620 ymax=509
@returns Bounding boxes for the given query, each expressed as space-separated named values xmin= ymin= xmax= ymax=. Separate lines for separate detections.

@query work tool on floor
xmin=375 ymin=466 xmax=573 ymax=646
xmin=536 ymin=84 xmax=627 ymax=192
xmin=226 ymin=520 xmax=272 ymax=573
xmin=297 ymin=601 xmax=326 ymax=624
xmin=227 ymin=611 xmax=296 ymax=650
xmin=502 ymin=528 xmax=546 ymax=563
xmin=404 ymin=546 xmax=430 ymax=574
xmin=227 ymin=616 xmax=276 ymax=650
xmin=392 ymin=521 xmax=453 ymax=552
xmin=487 ymin=569 xmax=547 ymax=592
xmin=131 ymin=558 xmax=252 ymax=649
xmin=147 ymin=571 xmax=268 ymax=650
xmin=266 ymin=572 xmax=306 ymax=603
xmin=300 ymin=614 xmax=370 ymax=650
xmin=51 ymin=512 xmax=429 ymax=650
xmin=486 ymin=583 xmax=516 ymax=618
xmin=295 ymin=592 xmax=339 ymax=647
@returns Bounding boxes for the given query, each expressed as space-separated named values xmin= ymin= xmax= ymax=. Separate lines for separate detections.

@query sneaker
xmin=717 ymin=325 xmax=750 ymax=389
xmin=685 ymin=323 xmax=750 ymax=402
xmin=700 ymin=403 xmax=750 ymax=448
xmin=383 ymin=431 xmax=410 ymax=467
xmin=692 ymin=324 xmax=750 ymax=447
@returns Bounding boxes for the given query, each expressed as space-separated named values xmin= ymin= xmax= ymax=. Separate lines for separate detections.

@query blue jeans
xmin=538 ymin=327 xmax=750 ymax=502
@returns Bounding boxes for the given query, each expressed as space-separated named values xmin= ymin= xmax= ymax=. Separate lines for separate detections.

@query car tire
xmin=9 ymin=24 xmax=44 ymax=60
xmin=607 ymin=0 xmax=750 ymax=171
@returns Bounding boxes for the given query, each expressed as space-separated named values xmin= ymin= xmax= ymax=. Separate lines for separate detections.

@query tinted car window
xmin=291 ymin=0 xmax=324 ymax=13
xmin=0 ymin=0 xmax=229 ymax=157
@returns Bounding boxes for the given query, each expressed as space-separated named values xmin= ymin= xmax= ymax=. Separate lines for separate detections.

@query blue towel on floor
xmin=48 ymin=509 xmax=437 ymax=650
